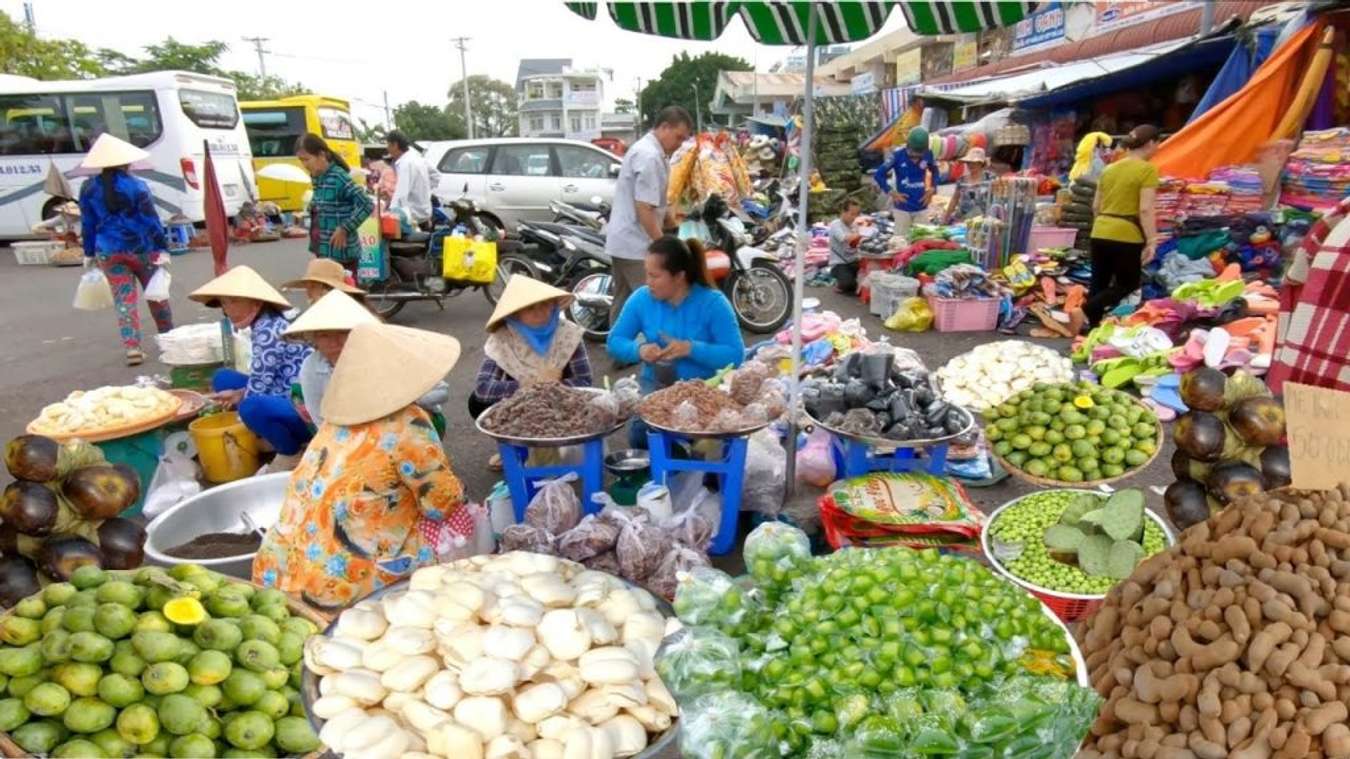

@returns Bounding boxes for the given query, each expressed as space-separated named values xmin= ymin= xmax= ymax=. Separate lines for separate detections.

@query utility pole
xmin=21 ymin=2 xmax=34 ymax=33
xmin=452 ymin=37 xmax=473 ymax=139
xmin=634 ymin=77 xmax=643 ymax=132
xmin=692 ymin=82 xmax=703 ymax=132
xmin=382 ymin=90 xmax=392 ymax=131
xmin=241 ymin=36 xmax=270 ymax=77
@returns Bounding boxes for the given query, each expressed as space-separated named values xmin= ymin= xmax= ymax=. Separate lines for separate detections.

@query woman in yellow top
xmin=1069 ymin=125 xmax=1161 ymax=333
xmin=251 ymin=322 xmax=470 ymax=610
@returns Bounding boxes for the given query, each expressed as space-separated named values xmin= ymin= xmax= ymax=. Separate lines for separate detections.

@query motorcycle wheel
xmin=365 ymin=268 xmax=407 ymax=320
xmin=485 ymin=254 xmax=540 ymax=304
xmin=567 ymin=270 xmax=613 ymax=341
xmin=728 ymin=261 xmax=791 ymax=333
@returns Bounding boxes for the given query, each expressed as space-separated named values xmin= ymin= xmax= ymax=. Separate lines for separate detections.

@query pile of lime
xmin=989 ymin=490 xmax=1169 ymax=595
xmin=0 ymin=564 xmax=321 ymax=758
xmin=984 ymin=382 xmax=1159 ymax=483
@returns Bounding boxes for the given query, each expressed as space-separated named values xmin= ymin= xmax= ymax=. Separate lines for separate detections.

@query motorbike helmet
xmin=906 ymin=127 xmax=929 ymax=154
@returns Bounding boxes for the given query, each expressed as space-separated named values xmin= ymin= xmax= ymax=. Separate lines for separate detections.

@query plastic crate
xmin=12 ymin=241 xmax=62 ymax=265
xmin=927 ymin=295 xmax=1000 ymax=332
xmin=870 ymin=273 xmax=920 ymax=319
xmin=1028 ymin=226 xmax=1078 ymax=253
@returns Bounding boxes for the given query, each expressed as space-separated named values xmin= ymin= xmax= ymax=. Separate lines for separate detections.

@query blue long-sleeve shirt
xmin=873 ymin=149 xmax=940 ymax=213
xmin=607 ymin=285 xmax=744 ymax=385
xmin=78 ymin=172 xmax=168 ymax=258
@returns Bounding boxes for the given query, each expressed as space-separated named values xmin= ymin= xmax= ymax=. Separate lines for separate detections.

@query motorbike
xmin=363 ymin=185 xmax=522 ymax=320
xmin=550 ymin=196 xmax=610 ymax=232
xmin=511 ymin=211 xmax=613 ymax=341
xmin=696 ymin=193 xmax=793 ymax=334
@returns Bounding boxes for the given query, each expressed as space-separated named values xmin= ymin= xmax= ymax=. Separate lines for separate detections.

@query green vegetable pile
xmin=989 ymin=489 xmax=1169 ymax=595
xmin=0 ymin=564 xmax=320 ymax=758
xmin=662 ymin=524 xmax=1101 ymax=758
xmin=985 ymin=381 xmax=1159 ymax=483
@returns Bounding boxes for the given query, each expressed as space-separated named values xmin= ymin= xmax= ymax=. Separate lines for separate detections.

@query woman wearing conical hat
xmin=252 ymin=322 xmax=469 ymax=609
xmin=190 ymin=266 xmax=313 ymax=468
xmin=77 ymin=133 xmax=173 ymax=365
xmin=469 ymin=274 xmax=594 ymax=420
xmin=280 ymin=257 xmax=365 ymax=306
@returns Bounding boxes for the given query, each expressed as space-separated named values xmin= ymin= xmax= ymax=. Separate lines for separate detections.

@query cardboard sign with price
xmin=1284 ymin=383 xmax=1350 ymax=490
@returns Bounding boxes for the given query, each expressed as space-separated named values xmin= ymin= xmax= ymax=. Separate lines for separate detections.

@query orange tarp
xmin=1153 ymin=21 xmax=1326 ymax=179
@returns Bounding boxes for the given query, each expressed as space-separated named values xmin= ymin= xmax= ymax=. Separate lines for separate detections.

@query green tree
xmin=355 ymin=118 xmax=387 ymax=144
xmin=639 ymin=51 xmax=750 ymax=129
xmin=0 ymin=12 xmax=106 ymax=79
xmin=232 ymin=73 xmax=308 ymax=101
xmin=113 ymin=37 xmax=229 ymax=75
xmin=446 ymin=75 xmax=518 ymax=138
xmin=612 ymin=97 xmax=635 ymax=114
xmin=393 ymin=101 xmax=463 ymax=142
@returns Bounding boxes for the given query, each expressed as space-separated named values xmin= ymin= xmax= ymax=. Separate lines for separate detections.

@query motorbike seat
xmin=388 ymin=240 xmax=426 ymax=257
xmin=401 ymin=230 xmax=432 ymax=244
xmin=567 ymin=201 xmax=606 ymax=213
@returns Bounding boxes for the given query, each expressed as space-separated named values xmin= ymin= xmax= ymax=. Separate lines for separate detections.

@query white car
xmin=421 ymin=137 xmax=620 ymax=233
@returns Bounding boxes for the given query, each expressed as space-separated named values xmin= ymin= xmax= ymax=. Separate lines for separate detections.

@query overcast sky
xmin=5 ymin=0 xmax=909 ymax=127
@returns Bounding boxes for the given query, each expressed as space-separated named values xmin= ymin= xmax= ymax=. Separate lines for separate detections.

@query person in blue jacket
xmin=873 ymin=126 xmax=941 ymax=240
xmin=607 ymin=236 xmax=744 ymax=445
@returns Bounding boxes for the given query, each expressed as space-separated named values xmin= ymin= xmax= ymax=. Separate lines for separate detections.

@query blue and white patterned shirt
xmin=247 ymin=309 xmax=311 ymax=398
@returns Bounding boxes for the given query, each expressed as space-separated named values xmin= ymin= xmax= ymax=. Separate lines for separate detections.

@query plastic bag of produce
xmin=654 ymin=625 xmax=745 ymax=701
xmin=742 ymin=429 xmax=786 ymax=515
xmin=676 ymin=691 xmax=783 ymax=759
xmin=143 ymin=267 xmax=171 ymax=302
xmin=667 ymin=495 xmax=715 ymax=550
xmin=884 ymin=296 xmax=933 ymax=332
xmin=673 ymin=399 xmax=700 ymax=430
xmin=498 ymin=523 xmax=556 ymax=554
xmin=743 ymin=521 xmax=811 ymax=583
xmin=523 ymin=472 xmax=582 ymax=535
xmin=712 ymin=407 xmax=745 ymax=433
xmin=648 ymin=543 xmax=712 ymax=599
xmin=614 ymin=511 xmax=671 ymax=581
xmin=73 ymin=267 xmax=114 ymax=311
xmin=555 ymin=513 xmax=621 ymax=562
xmin=729 ymin=361 xmax=773 ymax=405
xmin=581 ymin=550 xmax=622 ymax=575
xmin=796 ymin=428 xmax=837 ymax=487
xmin=612 ymin=375 xmax=641 ymax=417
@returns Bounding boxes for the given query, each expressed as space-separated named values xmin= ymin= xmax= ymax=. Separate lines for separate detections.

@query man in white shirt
xmin=604 ymin=105 xmax=694 ymax=324
xmin=385 ymin=129 xmax=432 ymax=227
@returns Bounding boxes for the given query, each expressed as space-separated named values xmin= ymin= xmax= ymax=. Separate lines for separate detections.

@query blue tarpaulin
xmin=1018 ymin=35 xmax=1237 ymax=111
xmin=1187 ymin=27 xmax=1279 ymax=123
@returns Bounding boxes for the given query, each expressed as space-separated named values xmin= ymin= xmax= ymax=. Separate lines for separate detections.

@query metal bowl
xmin=806 ymin=403 xmax=976 ymax=449
xmin=143 ymin=472 xmax=289 ymax=579
xmin=604 ymin=448 xmax=651 ymax=474
xmin=475 ymin=387 xmax=629 ymax=447
xmin=641 ymin=416 xmax=773 ymax=441
xmin=301 ymin=573 xmax=679 ymax=758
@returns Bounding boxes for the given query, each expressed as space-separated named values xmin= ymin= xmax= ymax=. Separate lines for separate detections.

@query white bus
xmin=0 ymin=70 xmax=258 ymax=238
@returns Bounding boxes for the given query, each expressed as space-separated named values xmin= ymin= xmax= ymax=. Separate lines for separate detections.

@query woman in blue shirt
xmin=78 ymin=134 xmax=173 ymax=365
xmin=190 ymin=266 xmax=314 ymax=470
xmin=608 ymin=236 xmax=744 ymax=389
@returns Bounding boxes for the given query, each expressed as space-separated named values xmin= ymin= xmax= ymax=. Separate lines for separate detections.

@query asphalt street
xmin=0 ymin=237 xmax=1175 ymax=529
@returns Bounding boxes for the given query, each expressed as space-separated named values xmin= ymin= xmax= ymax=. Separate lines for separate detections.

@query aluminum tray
xmin=475 ymin=387 xmax=629 ymax=447
xmin=301 ymin=572 xmax=678 ymax=758
xmin=641 ymin=415 xmax=773 ymax=441
xmin=806 ymin=402 xmax=976 ymax=449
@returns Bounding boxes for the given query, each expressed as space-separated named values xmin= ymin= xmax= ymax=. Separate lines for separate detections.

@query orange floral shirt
xmin=251 ymin=405 xmax=464 ymax=609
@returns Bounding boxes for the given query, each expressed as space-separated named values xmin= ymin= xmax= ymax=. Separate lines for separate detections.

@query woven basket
xmin=987 ymin=394 xmax=1165 ymax=489
xmin=0 ymin=573 xmax=329 ymax=758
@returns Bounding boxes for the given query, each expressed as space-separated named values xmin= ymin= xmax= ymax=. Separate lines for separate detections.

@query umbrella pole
xmin=783 ymin=3 xmax=818 ymax=500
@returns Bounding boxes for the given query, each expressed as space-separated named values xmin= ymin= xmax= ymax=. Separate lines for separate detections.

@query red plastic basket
xmin=980 ymin=491 xmax=1175 ymax=624
xmin=927 ymin=295 xmax=1000 ymax=332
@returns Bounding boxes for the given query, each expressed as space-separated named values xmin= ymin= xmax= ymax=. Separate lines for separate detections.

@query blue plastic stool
xmin=831 ymin=435 xmax=949 ymax=479
xmin=648 ymin=430 xmax=748 ymax=556
xmin=499 ymin=439 xmax=606 ymax=523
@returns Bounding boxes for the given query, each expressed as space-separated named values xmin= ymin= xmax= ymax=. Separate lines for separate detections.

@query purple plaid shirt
xmin=472 ymin=344 xmax=594 ymax=405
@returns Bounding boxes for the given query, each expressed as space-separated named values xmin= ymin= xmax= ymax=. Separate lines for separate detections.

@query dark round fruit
xmin=96 ymin=519 xmax=147 ymax=571
xmin=37 ymin=536 xmax=103 ymax=582
xmin=0 ymin=556 xmax=42 ymax=608
xmin=1164 ymin=478 xmax=1211 ymax=531
xmin=1174 ymin=412 xmax=1226 ymax=462
xmin=4 ymin=435 xmax=60 ymax=482
xmin=1206 ymin=461 xmax=1265 ymax=505
xmin=1259 ymin=445 xmax=1292 ymax=490
xmin=62 ymin=465 xmax=140 ymax=521
xmin=1179 ymin=367 xmax=1227 ymax=412
xmin=0 ymin=482 xmax=59 ymax=536
xmin=1229 ymin=396 xmax=1286 ymax=448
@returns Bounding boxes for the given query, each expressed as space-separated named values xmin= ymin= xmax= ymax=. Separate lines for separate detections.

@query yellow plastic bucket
xmin=189 ymin=412 xmax=260 ymax=483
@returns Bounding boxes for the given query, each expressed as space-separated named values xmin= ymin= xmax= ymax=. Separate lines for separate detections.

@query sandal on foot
xmin=125 ymin=349 xmax=145 ymax=366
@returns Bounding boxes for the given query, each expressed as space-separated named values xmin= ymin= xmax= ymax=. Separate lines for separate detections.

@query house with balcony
xmin=516 ymin=58 xmax=605 ymax=141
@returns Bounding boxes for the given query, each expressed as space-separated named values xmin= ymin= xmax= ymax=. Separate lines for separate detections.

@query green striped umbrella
xmin=566 ymin=1 xmax=1037 ymax=40
xmin=569 ymin=1 xmax=1034 ymax=495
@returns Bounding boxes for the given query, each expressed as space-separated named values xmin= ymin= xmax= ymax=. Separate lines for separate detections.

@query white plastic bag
xmin=142 ymin=440 xmax=202 ymax=520
xmin=742 ymin=428 xmax=787 ymax=515
xmin=144 ymin=268 xmax=172 ymax=302
xmin=73 ymin=268 xmax=114 ymax=311
xmin=796 ymin=428 xmax=837 ymax=487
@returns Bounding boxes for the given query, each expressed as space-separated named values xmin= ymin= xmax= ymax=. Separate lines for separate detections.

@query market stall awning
xmin=566 ymin=1 xmax=1038 ymax=40
xmin=1018 ymin=34 xmax=1237 ymax=110
xmin=917 ymin=35 xmax=1228 ymax=107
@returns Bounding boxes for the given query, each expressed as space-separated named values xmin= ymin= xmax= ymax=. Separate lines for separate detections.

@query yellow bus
xmin=240 ymin=95 xmax=361 ymax=212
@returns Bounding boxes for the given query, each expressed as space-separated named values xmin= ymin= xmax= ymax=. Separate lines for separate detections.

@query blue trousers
xmin=211 ymin=369 xmax=312 ymax=456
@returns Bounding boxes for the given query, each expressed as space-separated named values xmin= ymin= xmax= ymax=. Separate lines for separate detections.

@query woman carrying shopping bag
xmin=78 ymin=133 xmax=173 ymax=365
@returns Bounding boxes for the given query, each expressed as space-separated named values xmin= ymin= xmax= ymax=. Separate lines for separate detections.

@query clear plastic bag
xmin=668 ymin=503 xmax=714 ymax=550
xmin=674 ymin=691 xmax=782 ymax=759
xmin=671 ymin=566 xmax=752 ymax=628
xmin=743 ymin=521 xmax=811 ymax=591
xmin=653 ymin=624 xmax=744 ymax=702
xmin=523 ymin=472 xmax=581 ymax=535
xmin=581 ymin=550 xmax=622 ymax=575
xmin=740 ymin=402 xmax=768 ymax=426
xmin=498 ymin=524 xmax=556 ymax=554
xmin=555 ymin=514 xmax=621 ymax=562
xmin=729 ymin=361 xmax=773 ymax=406
xmin=648 ymin=543 xmax=712 ymax=599
xmin=73 ymin=268 xmax=114 ymax=311
xmin=741 ymin=429 xmax=786 ymax=515
xmin=712 ymin=408 xmax=745 ymax=433
xmin=612 ymin=375 xmax=641 ymax=418
xmin=796 ymin=428 xmax=837 ymax=487
xmin=614 ymin=513 xmax=671 ymax=581
xmin=672 ymin=399 xmax=700 ymax=430
xmin=144 ymin=268 xmax=171 ymax=302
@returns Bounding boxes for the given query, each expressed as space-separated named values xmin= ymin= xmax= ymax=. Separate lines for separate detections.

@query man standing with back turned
xmin=605 ymin=105 xmax=694 ymax=325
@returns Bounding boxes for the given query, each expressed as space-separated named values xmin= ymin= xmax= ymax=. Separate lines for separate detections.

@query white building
xmin=710 ymin=71 xmax=851 ymax=123
xmin=516 ymin=59 xmax=605 ymax=141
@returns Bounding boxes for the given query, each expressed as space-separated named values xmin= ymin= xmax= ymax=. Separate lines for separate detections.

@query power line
xmin=452 ymin=37 xmax=472 ymax=140
xmin=240 ymin=36 xmax=270 ymax=77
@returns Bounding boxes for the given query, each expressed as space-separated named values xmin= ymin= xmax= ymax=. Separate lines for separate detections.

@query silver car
xmin=421 ymin=138 xmax=620 ymax=234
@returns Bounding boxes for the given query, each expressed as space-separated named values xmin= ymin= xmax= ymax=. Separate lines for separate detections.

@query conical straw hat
xmin=188 ymin=265 xmax=292 ymax=309
xmin=321 ymin=323 xmax=461 ymax=426
xmin=80 ymin=134 xmax=151 ymax=170
xmin=281 ymin=258 xmax=365 ymax=294
xmin=486 ymin=275 xmax=573 ymax=331
xmin=283 ymin=290 xmax=377 ymax=340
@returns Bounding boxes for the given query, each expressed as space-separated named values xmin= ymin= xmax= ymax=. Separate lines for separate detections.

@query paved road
xmin=0 ymin=238 xmax=1175 ymax=527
